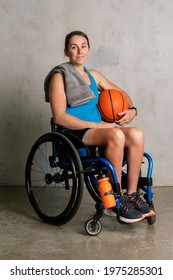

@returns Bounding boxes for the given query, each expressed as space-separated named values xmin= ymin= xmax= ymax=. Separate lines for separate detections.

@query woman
xmin=47 ymin=30 xmax=155 ymax=224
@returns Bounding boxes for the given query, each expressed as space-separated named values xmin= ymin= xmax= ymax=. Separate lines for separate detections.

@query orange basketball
xmin=97 ymin=89 xmax=129 ymax=122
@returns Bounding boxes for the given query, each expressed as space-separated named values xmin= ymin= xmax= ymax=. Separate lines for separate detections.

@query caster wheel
xmin=146 ymin=202 xmax=156 ymax=225
xmin=85 ymin=219 xmax=102 ymax=236
xmin=147 ymin=214 xmax=156 ymax=225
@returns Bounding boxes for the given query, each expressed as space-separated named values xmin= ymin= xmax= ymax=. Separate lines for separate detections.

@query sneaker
xmin=128 ymin=191 xmax=155 ymax=218
xmin=119 ymin=196 xmax=145 ymax=224
xmin=104 ymin=208 xmax=116 ymax=217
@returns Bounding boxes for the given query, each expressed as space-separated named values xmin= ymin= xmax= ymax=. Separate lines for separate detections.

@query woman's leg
xmin=82 ymin=126 xmax=144 ymax=191
xmin=114 ymin=127 xmax=154 ymax=217
xmin=82 ymin=127 xmax=125 ymax=186
xmin=82 ymin=127 xmax=146 ymax=223
xmin=82 ymin=126 xmax=154 ymax=221
xmin=120 ymin=127 xmax=144 ymax=194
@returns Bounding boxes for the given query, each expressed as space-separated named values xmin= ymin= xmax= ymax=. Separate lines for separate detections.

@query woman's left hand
xmin=115 ymin=108 xmax=137 ymax=126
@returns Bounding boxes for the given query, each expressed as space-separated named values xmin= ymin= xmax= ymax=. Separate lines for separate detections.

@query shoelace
xmin=120 ymin=197 xmax=135 ymax=213
xmin=129 ymin=192 xmax=146 ymax=207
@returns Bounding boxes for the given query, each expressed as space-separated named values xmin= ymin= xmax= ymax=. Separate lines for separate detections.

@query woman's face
xmin=64 ymin=35 xmax=90 ymax=66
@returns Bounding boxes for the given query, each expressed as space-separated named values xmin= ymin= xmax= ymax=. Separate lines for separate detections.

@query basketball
xmin=97 ymin=89 xmax=129 ymax=122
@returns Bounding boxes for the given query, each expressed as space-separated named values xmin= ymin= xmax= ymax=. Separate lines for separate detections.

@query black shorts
xmin=60 ymin=127 xmax=89 ymax=140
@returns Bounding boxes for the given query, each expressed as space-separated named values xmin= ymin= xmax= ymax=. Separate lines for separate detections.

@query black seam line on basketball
xmin=109 ymin=89 xmax=115 ymax=121
xmin=119 ymin=91 xmax=125 ymax=111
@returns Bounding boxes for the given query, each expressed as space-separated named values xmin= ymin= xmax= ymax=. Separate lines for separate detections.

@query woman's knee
xmin=127 ymin=127 xmax=144 ymax=146
xmin=106 ymin=128 xmax=126 ymax=147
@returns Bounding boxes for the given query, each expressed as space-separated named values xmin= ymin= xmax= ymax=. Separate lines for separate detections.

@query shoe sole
xmin=143 ymin=210 xmax=155 ymax=218
xmin=104 ymin=209 xmax=155 ymax=222
xmin=120 ymin=214 xmax=145 ymax=224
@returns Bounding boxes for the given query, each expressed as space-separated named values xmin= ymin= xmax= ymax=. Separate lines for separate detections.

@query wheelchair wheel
xmin=85 ymin=219 xmax=102 ymax=236
xmin=147 ymin=215 xmax=156 ymax=225
xmin=25 ymin=132 xmax=84 ymax=225
xmin=84 ymin=173 xmax=101 ymax=203
xmin=147 ymin=202 xmax=156 ymax=225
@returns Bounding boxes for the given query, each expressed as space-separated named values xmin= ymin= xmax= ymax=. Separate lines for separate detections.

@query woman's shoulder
xmin=88 ymin=69 xmax=99 ymax=75
xmin=88 ymin=69 xmax=105 ymax=86
xmin=88 ymin=69 xmax=102 ymax=79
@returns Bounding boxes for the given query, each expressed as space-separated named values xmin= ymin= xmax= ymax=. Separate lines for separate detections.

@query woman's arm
xmin=90 ymin=70 xmax=133 ymax=106
xmin=90 ymin=70 xmax=137 ymax=126
xmin=49 ymin=73 xmax=115 ymax=130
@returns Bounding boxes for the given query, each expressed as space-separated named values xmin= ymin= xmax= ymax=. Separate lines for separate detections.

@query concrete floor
xmin=0 ymin=185 xmax=172 ymax=260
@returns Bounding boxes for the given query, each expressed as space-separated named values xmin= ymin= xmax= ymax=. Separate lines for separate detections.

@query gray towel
xmin=44 ymin=62 xmax=96 ymax=106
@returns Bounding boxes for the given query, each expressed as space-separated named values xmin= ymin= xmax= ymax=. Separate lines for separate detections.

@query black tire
xmin=25 ymin=133 xmax=84 ymax=225
xmin=147 ymin=202 xmax=156 ymax=225
xmin=84 ymin=173 xmax=101 ymax=203
xmin=147 ymin=215 xmax=156 ymax=225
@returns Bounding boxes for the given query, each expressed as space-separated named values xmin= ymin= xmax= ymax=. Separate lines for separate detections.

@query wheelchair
xmin=25 ymin=118 xmax=156 ymax=235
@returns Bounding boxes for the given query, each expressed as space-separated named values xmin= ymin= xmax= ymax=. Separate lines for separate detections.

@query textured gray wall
xmin=0 ymin=0 xmax=172 ymax=186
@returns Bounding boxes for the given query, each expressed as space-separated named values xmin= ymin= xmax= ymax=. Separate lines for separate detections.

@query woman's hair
xmin=64 ymin=30 xmax=90 ymax=50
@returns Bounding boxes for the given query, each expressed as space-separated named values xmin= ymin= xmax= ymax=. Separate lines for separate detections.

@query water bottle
xmin=97 ymin=174 xmax=116 ymax=208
